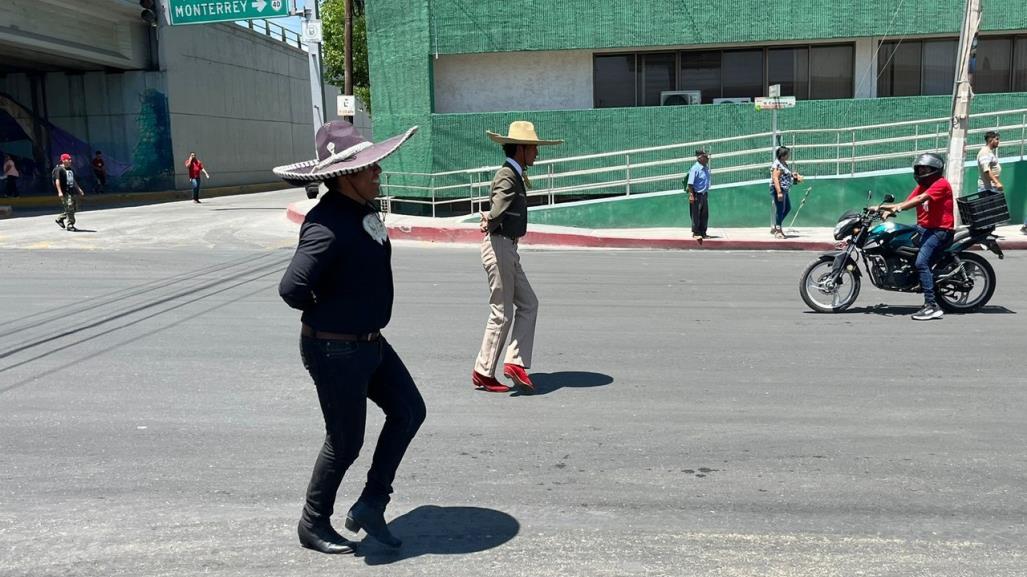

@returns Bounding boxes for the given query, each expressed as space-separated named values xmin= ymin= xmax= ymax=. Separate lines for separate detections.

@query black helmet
xmin=912 ymin=153 xmax=945 ymax=185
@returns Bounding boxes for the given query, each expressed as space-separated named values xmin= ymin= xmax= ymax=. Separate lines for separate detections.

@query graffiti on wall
xmin=0 ymin=89 xmax=174 ymax=195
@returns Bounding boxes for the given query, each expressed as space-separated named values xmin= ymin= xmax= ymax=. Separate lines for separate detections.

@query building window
xmin=680 ymin=51 xmax=722 ymax=104
xmin=594 ymin=43 xmax=854 ymax=107
xmin=722 ymin=50 xmax=764 ymax=99
xmin=1016 ymin=37 xmax=1027 ymax=91
xmin=975 ymin=37 xmax=1012 ymax=93
xmin=641 ymin=53 xmax=676 ymax=106
xmin=810 ymin=45 xmax=855 ymax=99
xmin=594 ymin=54 xmax=636 ymax=108
xmin=879 ymin=42 xmax=922 ymax=96
xmin=768 ymin=47 xmax=809 ymax=101
xmin=923 ymin=40 xmax=958 ymax=95
xmin=879 ymin=34 xmax=1027 ymax=97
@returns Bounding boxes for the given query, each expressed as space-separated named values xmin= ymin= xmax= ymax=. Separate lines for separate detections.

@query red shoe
xmin=472 ymin=371 xmax=511 ymax=393
xmin=503 ymin=364 xmax=535 ymax=394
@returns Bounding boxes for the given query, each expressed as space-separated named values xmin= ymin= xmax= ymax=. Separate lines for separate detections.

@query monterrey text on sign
xmin=168 ymin=0 xmax=290 ymax=26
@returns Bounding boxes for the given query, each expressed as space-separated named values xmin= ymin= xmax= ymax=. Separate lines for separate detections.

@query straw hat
xmin=273 ymin=121 xmax=418 ymax=183
xmin=486 ymin=121 xmax=564 ymax=146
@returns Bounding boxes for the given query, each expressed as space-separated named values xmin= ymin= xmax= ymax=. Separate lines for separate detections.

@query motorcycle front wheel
xmin=800 ymin=255 xmax=861 ymax=313
xmin=935 ymin=252 xmax=996 ymax=313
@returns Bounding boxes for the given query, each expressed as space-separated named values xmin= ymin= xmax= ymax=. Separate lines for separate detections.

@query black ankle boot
xmin=297 ymin=519 xmax=357 ymax=554
xmin=345 ymin=501 xmax=401 ymax=548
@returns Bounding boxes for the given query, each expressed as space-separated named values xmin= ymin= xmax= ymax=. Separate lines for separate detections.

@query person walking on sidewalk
xmin=185 ymin=152 xmax=210 ymax=203
xmin=3 ymin=154 xmax=19 ymax=197
xmin=686 ymin=149 xmax=711 ymax=241
xmin=91 ymin=151 xmax=107 ymax=194
xmin=274 ymin=121 xmax=425 ymax=555
xmin=473 ymin=121 xmax=563 ymax=394
xmin=770 ymin=146 xmax=802 ymax=239
xmin=53 ymin=154 xmax=85 ymax=231
xmin=877 ymin=153 xmax=954 ymax=321
xmin=975 ymin=131 xmax=1021 ymax=234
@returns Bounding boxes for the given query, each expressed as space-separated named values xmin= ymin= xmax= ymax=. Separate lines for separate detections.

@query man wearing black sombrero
xmin=275 ymin=121 xmax=426 ymax=554
xmin=472 ymin=121 xmax=563 ymax=394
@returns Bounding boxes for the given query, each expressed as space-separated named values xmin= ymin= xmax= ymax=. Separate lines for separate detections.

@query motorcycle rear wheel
xmin=800 ymin=256 xmax=861 ymax=313
xmin=935 ymin=252 xmax=996 ymax=313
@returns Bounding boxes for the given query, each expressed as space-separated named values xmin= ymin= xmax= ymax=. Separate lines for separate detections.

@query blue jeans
xmin=772 ymin=190 xmax=791 ymax=227
xmin=915 ymin=227 xmax=954 ymax=306
xmin=190 ymin=178 xmax=201 ymax=201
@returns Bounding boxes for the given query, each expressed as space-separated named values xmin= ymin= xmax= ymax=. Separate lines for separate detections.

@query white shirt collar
xmin=505 ymin=157 xmax=523 ymax=177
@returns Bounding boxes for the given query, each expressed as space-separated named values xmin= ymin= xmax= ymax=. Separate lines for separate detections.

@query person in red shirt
xmin=184 ymin=152 xmax=210 ymax=203
xmin=878 ymin=153 xmax=954 ymax=321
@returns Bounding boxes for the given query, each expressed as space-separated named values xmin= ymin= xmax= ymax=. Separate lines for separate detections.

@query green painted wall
xmin=428 ymin=0 xmax=1027 ymax=55
xmin=525 ymin=160 xmax=1027 ymax=229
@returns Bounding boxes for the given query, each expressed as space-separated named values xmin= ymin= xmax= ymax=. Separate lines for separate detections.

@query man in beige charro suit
xmin=472 ymin=121 xmax=563 ymax=394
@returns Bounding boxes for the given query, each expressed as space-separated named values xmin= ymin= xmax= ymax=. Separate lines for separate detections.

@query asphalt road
xmin=1 ymin=195 xmax=1025 ymax=576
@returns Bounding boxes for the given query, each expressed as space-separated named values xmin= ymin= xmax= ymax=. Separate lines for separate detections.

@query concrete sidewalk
xmin=0 ymin=182 xmax=289 ymax=216
xmin=286 ymin=199 xmax=1027 ymax=251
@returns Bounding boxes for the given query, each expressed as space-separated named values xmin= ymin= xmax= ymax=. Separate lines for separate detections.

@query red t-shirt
xmin=187 ymin=159 xmax=204 ymax=179
xmin=905 ymin=177 xmax=954 ymax=229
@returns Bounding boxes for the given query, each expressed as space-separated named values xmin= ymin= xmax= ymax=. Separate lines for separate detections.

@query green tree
xmin=321 ymin=0 xmax=371 ymax=112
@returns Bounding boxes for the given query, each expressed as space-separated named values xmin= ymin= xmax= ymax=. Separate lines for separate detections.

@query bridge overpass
xmin=0 ymin=0 xmax=338 ymax=195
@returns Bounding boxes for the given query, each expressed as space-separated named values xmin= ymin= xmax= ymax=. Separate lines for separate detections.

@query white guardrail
xmin=379 ymin=108 xmax=1027 ymax=217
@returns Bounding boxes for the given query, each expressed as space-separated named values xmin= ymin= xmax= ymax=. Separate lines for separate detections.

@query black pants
xmin=4 ymin=176 xmax=16 ymax=197
xmin=299 ymin=336 xmax=426 ymax=526
xmin=690 ymin=193 xmax=709 ymax=236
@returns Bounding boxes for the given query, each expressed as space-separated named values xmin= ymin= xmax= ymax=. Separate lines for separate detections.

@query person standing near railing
xmin=686 ymin=149 xmax=711 ymax=241
xmin=473 ymin=121 xmax=563 ymax=394
xmin=770 ymin=146 xmax=802 ymax=239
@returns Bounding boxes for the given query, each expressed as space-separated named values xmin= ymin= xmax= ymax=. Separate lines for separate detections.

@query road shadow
xmin=512 ymin=371 xmax=614 ymax=396
xmin=837 ymin=304 xmax=1017 ymax=316
xmin=67 ymin=228 xmax=97 ymax=233
xmin=354 ymin=505 xmax=519 ymax=565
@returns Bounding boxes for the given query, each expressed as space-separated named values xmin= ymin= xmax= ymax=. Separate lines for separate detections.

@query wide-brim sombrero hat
xmin=486 ymin=121 xmax=564 ymax=146
xmin=273 ymin=121 xmax=418 ymax=183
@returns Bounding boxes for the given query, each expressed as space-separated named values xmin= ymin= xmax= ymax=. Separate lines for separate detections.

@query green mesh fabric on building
xmin=367 ymin=0 xmax=1027 ymax=198
xmin=427 ymin=0 xmax=1027 ymax=54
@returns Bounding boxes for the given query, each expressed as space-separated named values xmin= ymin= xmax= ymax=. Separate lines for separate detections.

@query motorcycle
xmin=799 ymin=193 xmax=1003 ymax=313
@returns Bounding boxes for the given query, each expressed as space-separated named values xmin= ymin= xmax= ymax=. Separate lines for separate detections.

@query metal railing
xmin=236 ymin=19 xmax=304 ymax=50
xmin=380 ymin=107 xmax=1027 ymax=217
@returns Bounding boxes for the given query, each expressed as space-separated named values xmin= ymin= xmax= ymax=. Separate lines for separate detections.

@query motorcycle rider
xmin=877 ymin=153 xmax=954 ymax=321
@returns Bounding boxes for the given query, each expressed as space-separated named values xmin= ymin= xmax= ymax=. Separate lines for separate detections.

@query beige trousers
xmin=474 ymin=233 xmax=538 ymax=377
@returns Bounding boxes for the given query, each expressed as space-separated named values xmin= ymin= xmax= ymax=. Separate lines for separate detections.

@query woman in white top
xmin=3 ymin=154 xmax=19 ymax=197
xmin=770 ymin=146 xmax=802 ymax=239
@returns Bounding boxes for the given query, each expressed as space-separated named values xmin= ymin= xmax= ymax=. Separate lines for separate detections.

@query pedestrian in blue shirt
xmin=687 ymin=149 xmax=711 ymax=241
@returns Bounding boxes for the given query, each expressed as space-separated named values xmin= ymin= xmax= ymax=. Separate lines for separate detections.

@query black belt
xmin=301 ymin=324 xmax=380 ymax=341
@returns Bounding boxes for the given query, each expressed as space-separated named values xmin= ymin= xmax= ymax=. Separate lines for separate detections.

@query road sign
xmin=768 ymin=84 xmax=781 ymax=98
xmin=168 ymin=0 xmax=289 ymax=26
xmin=337 ymin=95 xmax=356 ymax=117
xmin=301 ymin=19 xmax=323 ymax=44
xmin=754 ymin=96 xmax=796 ymax=111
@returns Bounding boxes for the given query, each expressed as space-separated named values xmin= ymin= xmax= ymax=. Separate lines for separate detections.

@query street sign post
xmin=754 ymin=96 xmax=796 ymax=110
xmin=167 ymin=0 xmax=290 ymax=25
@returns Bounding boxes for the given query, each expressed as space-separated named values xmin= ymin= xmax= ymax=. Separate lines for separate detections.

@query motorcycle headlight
xmin=833 ymin=221 xmax=849 ymax=241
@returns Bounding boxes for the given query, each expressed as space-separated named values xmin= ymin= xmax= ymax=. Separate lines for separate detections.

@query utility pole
xmin=344 ymin=0 xmax=353 ymax=122
xmin=945 ymin=0 xmax=982 ymax=227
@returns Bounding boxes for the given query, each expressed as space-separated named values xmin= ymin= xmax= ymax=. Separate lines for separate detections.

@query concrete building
xmin=367 ymin=0 xmax=1027 ymax=225
xmin=0 ymin=0 xmax=340 ymax=195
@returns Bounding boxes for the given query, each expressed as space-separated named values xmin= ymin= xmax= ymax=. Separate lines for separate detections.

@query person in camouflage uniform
xmin=54 ymin=153 xmax=85 ymax=231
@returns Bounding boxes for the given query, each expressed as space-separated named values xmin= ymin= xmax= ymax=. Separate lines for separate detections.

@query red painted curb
xmin=286 ymin=204 xmax=1027 ymax=251
xmin=384 ymin=224 xmax=837 ymax=251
